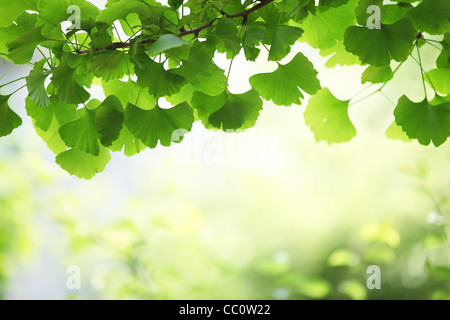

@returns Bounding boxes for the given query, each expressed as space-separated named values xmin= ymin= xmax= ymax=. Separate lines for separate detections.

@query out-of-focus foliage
xmin=42 ymin=152 xmax=449 ymax=300
xmin=0 ymin=140 xmax=54 ymax=298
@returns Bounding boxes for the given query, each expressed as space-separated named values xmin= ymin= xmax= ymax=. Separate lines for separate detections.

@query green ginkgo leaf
xmin=132 ymin=51 xmax=186 ymax=98
xmin=250 ymin=52 xmax=321 ymax=106
xmin=0 ymin=94 xmax=22 ymax=137
xmin=56 ymin=147 xmax=111 ymax=179
xmin=89 ymin=51 xmax=132 ymax=82
xmin=7 ymin=25 xmax=46 ymax=64
xmin=95 ymin=95 xmax=124 ymax=147
xmin=304 ymin=88 xmax=356 ymax=144
xmin=96 ymin=0 xmax=152 ymax=25
xmin=0 ymin=0 xmax=38 ymax=27
xmin=25 ymin=96 xmax=77 ymax=131
xmin=394 ymin=95 xmax=450 ymax=147
xmin=110 ymin=126 xmax=147 ymax=157
xmin=173 ymin=42 xmax=227 ymax=96
xmin=425 ymin=69 xmax=450 ymax=95
xmin=319 ymin=41 xmax=360 ymax=67
xmin=124 ymin=102 xmax=194 ymax=148
xmin=407 ymin=0 xmax=450 ymax=35
xmin=385 ymin=121 xmax=411 ymax=142
xmin=102 ymin=79 xmax=157 ymax=110
xmin=214 ymin=17 xmax=241 ymax=56
xmin=52 ymin=57 xmax=90 ymax=104
xmin=361 ymin=65 xmax=393 ymax=84
xmin=298 ymin=0 xmax=357 ymax=50
xmin=242 ymin=25 xmax=266 ymax=61
xmin=268 ymin=25 xmax=304 ymax=61
xmin=26 ymin=60 xmax=50 ymax=107
xmin=148 ymin=34 xmax=191 ymax=55
xmin=59 ymin=109 xmax=100 ymax=155
xmin=191 ymin=89 xmax=263 ymax=131
xmin=344 ymin=18 xmax=416 ymax=66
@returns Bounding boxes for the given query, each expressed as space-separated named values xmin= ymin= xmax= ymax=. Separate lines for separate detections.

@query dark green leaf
xmin=0 ymin=94 xmax=22 ymax=137
xmin=191 ymin=89 xmax=263 ymax=130
xmin=124 ymin=102 xmax=194 ymax=148
xmin=394 ymin=95 xmax=450 ymax=147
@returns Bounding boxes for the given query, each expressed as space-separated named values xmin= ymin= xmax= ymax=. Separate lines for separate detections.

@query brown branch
xmin=77 ymin=0 xmax=274 ymax=55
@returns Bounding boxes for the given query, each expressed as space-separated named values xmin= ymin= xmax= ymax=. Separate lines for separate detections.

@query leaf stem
xmin=0 ymin=77 xmax=27 ymax=88
xmin=416 ymin=42 xmax=428 ymax=100
xmin=36 ymin=47 xmax=53 ymax=70
xmin=0 ymin=65 xmax=21 ymax=81
xmin=135 ymin=88 xmax=142 ymax=106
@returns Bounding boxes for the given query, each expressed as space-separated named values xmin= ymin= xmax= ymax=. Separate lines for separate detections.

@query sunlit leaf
xmin=250 ymin=52 xmax=320 ymax=106
xmin=304 ymin=88 xmax=356 ymax=144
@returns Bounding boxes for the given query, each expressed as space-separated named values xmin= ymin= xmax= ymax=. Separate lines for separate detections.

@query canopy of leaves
xmin=0 ymin=0 xmax=448 ymax=178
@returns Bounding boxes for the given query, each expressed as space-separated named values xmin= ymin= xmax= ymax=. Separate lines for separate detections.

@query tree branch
xmin=77 ymin=0 xmax=274 ymax=55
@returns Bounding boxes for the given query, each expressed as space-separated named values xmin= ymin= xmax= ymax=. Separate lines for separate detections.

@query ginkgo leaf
xmin=59 ymin=109 xmax=100 ymax=155
xmin=95 ymin=95 xmax=124 ymax=147
xmin=0 ymin=94 xmax=22 ymax=137
xmin=249 ymin=52 xmax=321 ymax=106
xmin=26 ymin=60 xmax=50 ymax=107
xmin=0 ymin=0 xmax=38 ymax=27
xmin=191 ymin=89 xmax=263 ymax=130
xmin=394 ymin=95 xmax=450 ymax=147
xmin=298 ymin=0 xmax=357 ymax=50
xmin=242 ymin=25 xmax=266 ymax=61
xmin=407 ymin=0 xmax=450 ymax=35
xmin=385 ymin=121 xmax=411 ymax=142
xmin=383 ymin=3 xmax=413 ymax=25
xmin=214 ymin=17 xmax=241 ymax=56
xmin=96 ymin=0 xmax=152 ymax=25
xmin=102 ymin=79 xmax=157 ymax=110
xmin=125 ymin=102 xmax=194 ymax=148
xmin=0 ymin=12 xmax=38 ymax=55
xmin=319 ymin=41 xmax=360 ymax=67
xmin=425 ymin=69 xmax=450 ymax=95
xmin=25 ymin=97 xmax=77 ymax=131
xmin=173 ymin=42 xmax=227 ymax=96
xmin=436 ymin=34 xmax=450 ymax=69
xmin=56 ymin=147 xmax=111 ymax=179
xmin=89 ymin=51 xmax=132 ymax=82
xmin=52 ymin=57 xmax=90 ymax=104
xmin=148 ymin=34 xmax=191 ymax=55
xmin=7 ymin=25 xmax=46 ymax=64
xmin=34 ymin=117 xmax=68 ymax=154
xmin=361 ymin=65 xmax=393 ymax=84
xmin=344 ymin=18 xmax=416 ymax=66
xmin=304 ymin=88 xmax=356 ymax=144
xmin=268 ymin=25 xmax=304 ymax=61
xmin=132 ymin=50 xmax=186 ymax=98
xmin=110 ymin=126 xmax=146 ymax=157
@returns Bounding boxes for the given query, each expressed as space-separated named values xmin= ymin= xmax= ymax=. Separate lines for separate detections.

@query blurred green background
xmin=0 ymin=1 xmax=449 ymax=299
